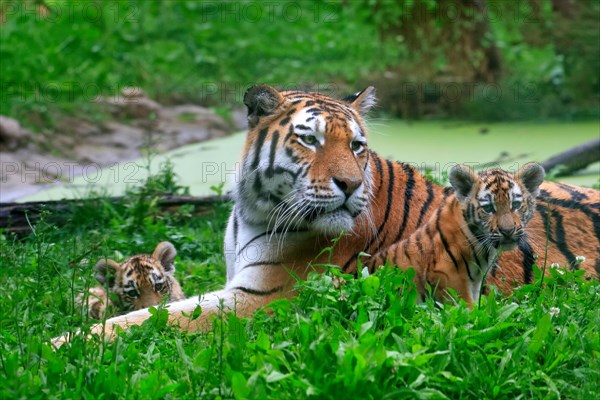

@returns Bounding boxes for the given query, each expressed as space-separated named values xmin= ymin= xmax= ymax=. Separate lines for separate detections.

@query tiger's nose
xmin=333 ymin=177 xmax=361 ymax=197
xmin=499 ymin=226 xmax=515 ymax=238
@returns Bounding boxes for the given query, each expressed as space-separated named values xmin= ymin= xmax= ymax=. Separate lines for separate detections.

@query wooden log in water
xmin=541 ymin=138 xmax=600 ymax=177
xmin=0 ymin=194 xmax=231 ymax=234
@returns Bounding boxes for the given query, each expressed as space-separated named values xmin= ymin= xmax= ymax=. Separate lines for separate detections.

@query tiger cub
xmin=77 ymin=242 xmax=185 ymax=319
xmin=369 ymin=163 xmax=545 ymax=306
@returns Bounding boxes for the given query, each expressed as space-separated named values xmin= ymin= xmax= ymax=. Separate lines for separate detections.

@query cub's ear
xmin=152 ymin=241 xmax=177 ymax=273
xmin=93 ymin=258 xmax=119 ymax=286
xmin=449 ymin=164 xmax=478 ymax=200
xmin=517 ymin=163 xmax=545 ymax=195
xmin=243 ymin=84 xmax=284 ymax=128
xmin=343 ymin=86 xmax=377 ymax=115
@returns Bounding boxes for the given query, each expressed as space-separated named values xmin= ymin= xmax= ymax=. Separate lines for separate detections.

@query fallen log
xmin=0 ymin=194 xmax=231 ymax=235
xmin=541 ymin=137 xmax=600 ymax=177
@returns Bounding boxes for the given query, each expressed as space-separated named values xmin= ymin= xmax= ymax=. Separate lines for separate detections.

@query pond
xmin=22 ymin=120 xmax=599 ymax=201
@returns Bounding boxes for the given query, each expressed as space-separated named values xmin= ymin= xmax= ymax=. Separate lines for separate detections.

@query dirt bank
xmin=0 ymin=88 xmax=246 ymax=202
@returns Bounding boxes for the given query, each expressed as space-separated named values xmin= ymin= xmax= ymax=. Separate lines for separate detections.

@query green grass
xmin=1 ymin=168 xmax=599 ymax=399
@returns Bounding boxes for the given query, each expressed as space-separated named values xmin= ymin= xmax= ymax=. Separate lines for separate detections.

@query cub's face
xmin=450 ymin=164 xmax=545 ymax=251
xmin=237 ymin=85 xmax=376 ymax=236
xmin=111 ymin=255 xmax=171 ymax=311
xmin=94 ymin=242 xmax=178 ymax=311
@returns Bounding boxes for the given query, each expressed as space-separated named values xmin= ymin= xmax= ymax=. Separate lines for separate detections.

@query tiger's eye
xmin=351 ymin=141 xmax=364 ymax=152
xmin=511 ymin=201 xmax=522 ymax=210
xmin=299 ymin=135 xmax=318 ymax=146
xmin=155 ymin=282 xmax=164 ymax=292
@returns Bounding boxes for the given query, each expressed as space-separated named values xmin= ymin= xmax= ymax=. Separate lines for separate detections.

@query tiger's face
xmin=94 ymin=242 xmax=178 ymax=311
xmin=449 ymin=163 xmax=545 ymax=252
xmin=237 ymin=85 xmax=377 ymax=236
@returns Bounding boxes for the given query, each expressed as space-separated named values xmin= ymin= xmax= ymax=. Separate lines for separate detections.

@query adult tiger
xmin=52 ymin=85 xmax=599 ymax=345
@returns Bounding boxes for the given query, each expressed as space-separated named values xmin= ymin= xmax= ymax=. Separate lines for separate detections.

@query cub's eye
xmin=511 ymin=200 xmax=522 ymax=210
xmin=154 ymin=282 xmax=164 ymax=292
xmin=481 ymin=204 xmax=495 ymax=214
xmin=298 ymin=135 xmax=318 ymax=146
xmin=351 ymin=141 xmax=365 ymax=153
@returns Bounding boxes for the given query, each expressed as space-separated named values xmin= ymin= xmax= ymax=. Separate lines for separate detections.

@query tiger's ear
xmin=243 ymin=84 xmax=284 ymax=128
xmin=344 ymin=87 xmax=377 ymax=115
xmin=517 ymin=163 xmax=545 ymax=195
xmin=94 ymin=258 xmax=119 ymax=287
xmin=449 ymin=164 xmax=479 ymax=200
xmin=152 ymin=241 xmax=177 ymax=273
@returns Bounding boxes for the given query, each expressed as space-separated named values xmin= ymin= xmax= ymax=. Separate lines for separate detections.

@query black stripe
xmin=251 ymin=128 xmax=269 ymax=169
xmin=363 ymin=150 xmax=370 ymax=172
xmin=460 ymin=253 xmax=474 ymax=282
xmin=470 ymin=239 xmax=485 ymax=272
xmin=539 ymin=189 xmax=598 ymax=214
xmin=283 ymin=125 xmax=294 ymax=143
xmin=518 ymin=238 xmax=534 ymax=284
xmin=377 ymin=159 xmax=396 ymax=245
xmin=237 ymin=229 xmax=309 ymax=256
xmin=538 ymin=190 xmax=600 ymax=239
xmin=372 ymin=151 xmax=384 ymax=189
xmin=232 ymin=286 xmax=283 ymax=296
xmin=417 ymin=179 xmax=435 ymax=227
xmin=285 ymin=146 xmax=299 ymax=163
xmin=233 ymin=211 xmax=239 ymax=246
xmin=436 ymin=212 xmax=460 ymax=271
xmin=279 ymin=116 xmax=290 ymax=126
xmin=393 ymin=163 xmax=416 ymax=242
xmin=266 ymin=131 xmax=280 ymax=177
xmin=557 ymin=183 xmax=589 ymax=201
xmin=242 ymin=261 xmax=283 ymax=270
xmin=253 ymin=173 xmax=262 ymax=193
xmin=271 ymin=166 xmax=301 ymax=182
xmin=238 ymin=231 xmax=273 ymax=256
xmin=552 ymin=209 xmax=577 ymax=269
xmin=343 ymin=156 xmax=394 ymax=272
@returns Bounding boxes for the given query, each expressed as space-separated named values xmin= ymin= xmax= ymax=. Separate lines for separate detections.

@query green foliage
xmin=3 ymin=0 xmax=596 ymax=126
xmin=1 ymin=171 xmax=598 ymax=399
xmin=0 ymin=0 xmax=394 ymax=127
